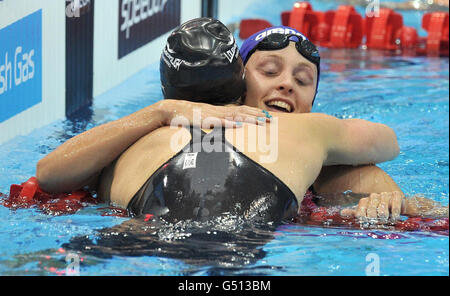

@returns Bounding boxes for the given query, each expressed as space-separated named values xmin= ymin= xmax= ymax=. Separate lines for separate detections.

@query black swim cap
xmin=160 ymin=18 xmax=246 ymax=105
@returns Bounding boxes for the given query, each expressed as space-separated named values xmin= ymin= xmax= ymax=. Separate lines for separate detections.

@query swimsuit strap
xmin=185 ymin=126 xmax=205 ymax=153
xmin=186 ymin=126 xmax=237 ymax=153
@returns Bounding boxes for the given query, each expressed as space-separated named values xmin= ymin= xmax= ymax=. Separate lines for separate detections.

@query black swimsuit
xmin=127 ymin=127 xmax=298 ymax=224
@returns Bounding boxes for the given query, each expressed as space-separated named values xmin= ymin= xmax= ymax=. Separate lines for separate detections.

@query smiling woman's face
xmin=243 ymin=42 xmax=318 ymax=114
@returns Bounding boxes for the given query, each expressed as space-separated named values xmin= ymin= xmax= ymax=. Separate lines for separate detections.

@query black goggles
xmin=247 ymin=33 xmax=320 ymax=67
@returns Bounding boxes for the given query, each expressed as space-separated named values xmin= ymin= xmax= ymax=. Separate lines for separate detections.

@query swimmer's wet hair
xmin=160 ymin=18 xmax=246 ymax=106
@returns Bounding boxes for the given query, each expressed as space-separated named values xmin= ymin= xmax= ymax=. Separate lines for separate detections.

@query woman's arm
xmin=314 ymin=165 xmax=402 ymax=195
xmin=37 ymin=100 xmax=266 ymax=193
xmin=308 ymin=114 xmax=400 ymax=166
xmin=36 ymin=101 xmax=168 ymax=193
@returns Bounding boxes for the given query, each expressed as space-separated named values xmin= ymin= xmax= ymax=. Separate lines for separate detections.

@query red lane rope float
xmin=420 ymin=11 xmax=449 ymax=55
xmin=288 ymin=2 xmax=318 ymax=41
xmin=365 ymin=8 xmax=403 ymax=50
xmin=0 ymin=177 xmax=98 ymax=216
xmin=326 ymin=5 xmax=364 ymax=48
xmin=296 ymin=192 xmax=449 ymax=234
xmin=239 ymin=19 xmax=273 ymax=39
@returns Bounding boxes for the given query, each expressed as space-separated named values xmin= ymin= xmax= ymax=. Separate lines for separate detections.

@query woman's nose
xmin=278 ymin=85 xmax=293 ymax=93
xmin=276 ymin=78 xmax=295 ymax=94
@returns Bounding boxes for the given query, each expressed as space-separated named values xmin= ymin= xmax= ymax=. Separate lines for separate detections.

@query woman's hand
xmin=340 ymin=192 xmax=449 ymax=221
xmin=341 ymin=192 xmax=404 ymax=222
xmin=403 ymin=196 xmax=449 ymax=219
xmin=157 ymin=99 xmax=270 ymax=128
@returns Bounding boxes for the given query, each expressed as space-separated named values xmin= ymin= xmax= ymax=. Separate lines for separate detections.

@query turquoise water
xmin=0 ymin=0 xmax=448 ymax=275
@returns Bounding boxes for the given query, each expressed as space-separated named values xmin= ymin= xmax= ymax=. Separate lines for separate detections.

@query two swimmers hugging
xmin=34 ymin=18 xmax=448 ymax=225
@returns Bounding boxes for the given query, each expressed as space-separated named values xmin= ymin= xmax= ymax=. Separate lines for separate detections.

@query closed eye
xmin=264 ymin=70 xmax=278 ymax=76
xmin=295 ymin=74 xmax=313 ymax=86
xmin=258 ymin=59 xmax=281 ymax=77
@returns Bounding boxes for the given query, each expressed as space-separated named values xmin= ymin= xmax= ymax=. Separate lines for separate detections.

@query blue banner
xmin=0 ymin=10 xmax=42 ymax=123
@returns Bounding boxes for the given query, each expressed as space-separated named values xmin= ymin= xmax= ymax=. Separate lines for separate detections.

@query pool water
xmin=0 ymin=0 xmax=448 ymax=276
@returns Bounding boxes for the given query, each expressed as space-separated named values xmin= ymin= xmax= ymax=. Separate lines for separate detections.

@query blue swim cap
xmin=240 ymin=26 xmax=320 ymax=105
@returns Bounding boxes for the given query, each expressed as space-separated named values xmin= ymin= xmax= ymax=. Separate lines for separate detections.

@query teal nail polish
xmin=263 ymin=110 xmax=272 ymax=119
xmin=257 ymin=117 xmax=265 ymax=122
xmin=236 ymin=121 xmax=243 ymax=126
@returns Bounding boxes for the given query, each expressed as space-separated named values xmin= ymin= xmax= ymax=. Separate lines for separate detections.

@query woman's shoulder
xmin=274 ymin=112 xmax=339 ymax=128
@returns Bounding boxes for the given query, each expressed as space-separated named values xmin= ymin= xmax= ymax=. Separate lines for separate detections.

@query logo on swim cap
xmin=162 ymin=46 xmax=184 ymax=71
xmin=163 ymin=40 xmax=238 ymax=71
xmin=255 ymin=27 xmax=306 ymax=41
xmin=162 ymin=45 xmax=200 ymax=71
xmin=223 ymin=43 xmax=238 ymax=63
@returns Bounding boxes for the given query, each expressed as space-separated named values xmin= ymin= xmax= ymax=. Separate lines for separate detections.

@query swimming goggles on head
xmin=246 ymin=33 xmax=320 ymax=67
